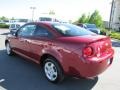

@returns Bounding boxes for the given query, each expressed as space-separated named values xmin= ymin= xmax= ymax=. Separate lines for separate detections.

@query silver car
xmin=9 ymin=23 xmax=25 ymax=34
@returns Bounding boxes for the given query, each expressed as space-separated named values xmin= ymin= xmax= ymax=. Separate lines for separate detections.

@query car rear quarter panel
xmin=40 ymin=40 xmax=86 ymax=75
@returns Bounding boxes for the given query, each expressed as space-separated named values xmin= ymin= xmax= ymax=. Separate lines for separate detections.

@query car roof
xmin=28 ymin=21 xmax=61 ymax=26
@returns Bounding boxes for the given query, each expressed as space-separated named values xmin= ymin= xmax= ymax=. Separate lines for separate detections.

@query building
xmin=110 ymin=0 xmax=120 ymax=31
xmin=9 ymin=19 xmax=30 ymax=25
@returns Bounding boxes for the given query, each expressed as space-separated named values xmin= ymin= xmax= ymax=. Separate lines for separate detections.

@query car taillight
xmin=101 ymin=42 xmax=111 ymax=53
xmin=83 ymin=47 xmax=93 ymax=57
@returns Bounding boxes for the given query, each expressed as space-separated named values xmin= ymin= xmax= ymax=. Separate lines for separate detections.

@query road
xmin=0 ymin=29 xmax=120 ymax=90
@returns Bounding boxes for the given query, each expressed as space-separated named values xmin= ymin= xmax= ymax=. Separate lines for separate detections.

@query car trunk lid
xmin=57 ymin=35 xmax=112 ymax=57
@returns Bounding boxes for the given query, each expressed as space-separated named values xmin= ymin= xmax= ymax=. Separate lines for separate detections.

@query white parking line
xmin=0 ymin=79 xmax=6 ymax=90
xmin=0 ymin=79 xmax=5 ymax=83
xmin=0 ymin=86 xmax=7 ymax=90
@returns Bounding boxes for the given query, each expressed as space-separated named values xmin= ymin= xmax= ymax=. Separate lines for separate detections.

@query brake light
xmin=101 ymin=42 xmax=111 ymax=52
xmin=83 ymin=47 xmax=93 ymax=57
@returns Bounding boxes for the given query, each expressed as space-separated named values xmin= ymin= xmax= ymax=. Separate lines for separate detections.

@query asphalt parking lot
xmin=0 ymin=29 xmax=120 ymax=90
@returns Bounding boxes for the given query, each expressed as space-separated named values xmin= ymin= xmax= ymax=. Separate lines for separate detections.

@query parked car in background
xmin=9 ymin=23 xmax=25 ymax=34
xmin=76 ymin=23 xmax=87 ymax=28
xmin=77 ymin=23 xmax=100 ymax=34
xmin=85 ymin=24 xmax=100 ymax=34
xmin=5 ymin=22 xmax=114 ymax=83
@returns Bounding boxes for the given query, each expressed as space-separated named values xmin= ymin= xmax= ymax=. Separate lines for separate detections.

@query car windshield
xmin=52 ymin=23 xmax=95 ymax=36
xmin=86 ymin=24 xmax=96 ymax=28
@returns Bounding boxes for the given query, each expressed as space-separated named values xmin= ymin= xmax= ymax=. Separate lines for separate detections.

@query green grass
xmin=109 ymin=32 xmax=120 ymax=40
xmin=100 ymin=28 xmax=120 ymax=40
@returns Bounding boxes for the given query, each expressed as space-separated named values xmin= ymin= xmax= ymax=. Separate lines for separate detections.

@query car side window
xmin=10 ymin=24 xmax=15 ymax=29
xmin=33 ymin=25 xmax=53 ymax=38
xmin=18 ymin=24 xmax=36 ymax=37
xmin=16 ymin=24 xmax=20 ymax=29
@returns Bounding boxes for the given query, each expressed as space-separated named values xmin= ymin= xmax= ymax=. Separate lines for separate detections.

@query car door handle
xmin=19 ymin=39 xmax=28 ymax=42
xmin=48 ymin=42 xmax=55 ymax=46
xmin=26 ymin=40 xmax=32 ymax=43
xmin=19 ymin=39 xmax=25 ymax=42
xmin=48 ymin=43 xmax=52 ymax=45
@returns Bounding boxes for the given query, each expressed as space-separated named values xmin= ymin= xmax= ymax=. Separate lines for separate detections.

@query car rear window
xmin=52 ymin=23 xmax=95 ymax=36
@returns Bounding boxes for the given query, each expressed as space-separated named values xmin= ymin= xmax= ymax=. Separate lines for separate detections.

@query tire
xmin=43 ymin=57 xmax=64 ymax=83
xmin=6 ymin=42 xmax=13 ymax=56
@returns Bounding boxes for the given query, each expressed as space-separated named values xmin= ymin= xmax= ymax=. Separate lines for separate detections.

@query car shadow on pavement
xmin=112 ymin=40 xmax=120 ymax=47
xmin=0 ymin=49 xmax=98 ymax=90
xmin=0 ymin=32 xmax=10 ymax=35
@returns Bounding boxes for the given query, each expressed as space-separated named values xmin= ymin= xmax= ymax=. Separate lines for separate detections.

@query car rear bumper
xmin=65 ymin=49 xmax=114 ymax=78
xmin=77 ymin=57 xmax=113 ymax=78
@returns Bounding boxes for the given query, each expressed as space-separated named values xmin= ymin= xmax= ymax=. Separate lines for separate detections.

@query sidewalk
xmin=0 ymin=28 xmax=9 ymax=30
xmin=111 ymin=38 xmax=120 ymax=42
xmin=0 ymin=28 xmax=9 ymax=35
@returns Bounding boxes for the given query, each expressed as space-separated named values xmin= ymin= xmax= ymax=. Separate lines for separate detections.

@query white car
xmin=9 ymin=23 xmax=25 ymax=34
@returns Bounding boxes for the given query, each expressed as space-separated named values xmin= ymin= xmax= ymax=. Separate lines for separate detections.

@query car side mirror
xmin=11 ymin=30 xmax=18 ymax=36
xmin=12 ymin=32 xmax=16 ymax=36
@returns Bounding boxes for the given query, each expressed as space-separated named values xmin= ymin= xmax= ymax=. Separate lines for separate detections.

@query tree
xmin=11 ymin=17 xmax=15 ymax=20
xmin=85 ymin=14 xmax=90 ymax=23
xmin=75 ymin=10 xmax=103 ymax=27
xmin=0 ymin=16 xmax=8 ymax=20
xmin=78 ymin=14 xmax=87 ymax=23
xmin=88 ymin=10 xmax=103 ymax=27
xmin=49 ymin=10 xmax=55 ymax=15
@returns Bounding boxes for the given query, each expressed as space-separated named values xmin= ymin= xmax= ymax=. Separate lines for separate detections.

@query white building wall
xmin=112 ymin=0 xmax=120 ymax=31
xmin=113 ymin=0 xmax=120 ymax=23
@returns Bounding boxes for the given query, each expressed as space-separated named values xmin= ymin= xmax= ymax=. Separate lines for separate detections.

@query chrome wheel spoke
xmin=6 ymin=43 xmax=11 ymax=54
xmin=44 ymin=61 xmax=58 ymax=81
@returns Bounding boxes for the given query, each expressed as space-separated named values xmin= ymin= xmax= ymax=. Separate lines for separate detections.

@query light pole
xmin=30 ymin=7 xmax=36 ymax=21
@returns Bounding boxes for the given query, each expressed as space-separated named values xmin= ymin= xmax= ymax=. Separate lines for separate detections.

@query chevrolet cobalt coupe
xmin=5 ymin=22 xmax=114 ymax=83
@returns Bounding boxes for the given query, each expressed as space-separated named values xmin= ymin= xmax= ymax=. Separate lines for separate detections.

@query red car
xmin=5 ymin=22 xmax=114 ymax=83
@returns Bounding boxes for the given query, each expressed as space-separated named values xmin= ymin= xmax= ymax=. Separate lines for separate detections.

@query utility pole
xmin=30 ymin=7 xmax=36 ymax=21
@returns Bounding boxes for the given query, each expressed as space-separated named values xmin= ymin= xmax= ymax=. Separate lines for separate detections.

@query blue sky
xmin=0 ymin=0 xmax=112 ymax=21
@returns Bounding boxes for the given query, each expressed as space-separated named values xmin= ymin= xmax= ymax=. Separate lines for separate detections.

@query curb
xmin=0 ymin=28 xmax=9 ymax=30
xmin=111 ymin=38 xmax=120 ymax=42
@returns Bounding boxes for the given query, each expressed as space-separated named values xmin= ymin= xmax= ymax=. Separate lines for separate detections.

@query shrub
xmin=109 ymin=32 xmax=120 ymax=40
xmin=76 ymin=10 xmax=103 ymax=27
xmin=100 ymin=29 xmax=120 ymax=40
xmin=0 ymin=24 xmax=9 ymax=28
xmin=88 ymin=10 xmax=103 ymax=27
xmin=100 ymin=28 xmax=109 ymax=35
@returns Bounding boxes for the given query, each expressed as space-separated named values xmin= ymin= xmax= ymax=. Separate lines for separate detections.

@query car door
xmin=28 ymin=24 xmax=53 ymax=62
xmin=11 ymin=24 xmax=36 ymax=57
